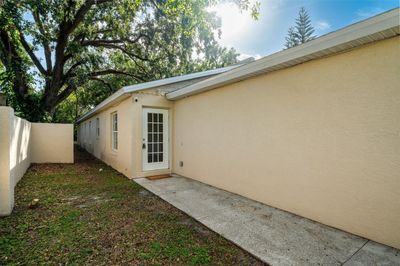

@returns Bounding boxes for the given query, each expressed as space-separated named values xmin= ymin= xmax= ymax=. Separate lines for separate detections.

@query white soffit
xmin=76 ymin=65 xmax=241 ymax=123
xmin=166 ymin=8 xmax=400 ymax=100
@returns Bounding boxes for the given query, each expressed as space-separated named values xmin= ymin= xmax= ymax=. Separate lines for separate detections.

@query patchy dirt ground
xmin=0 ymin=146 xmax=266 ymax=265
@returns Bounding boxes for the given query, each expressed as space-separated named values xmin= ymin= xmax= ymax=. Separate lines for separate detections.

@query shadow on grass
xmin=0 ymin=146 xmax=266 ymax=265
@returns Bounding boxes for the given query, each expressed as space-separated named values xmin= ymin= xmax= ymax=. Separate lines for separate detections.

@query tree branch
xmin=0 ymin=29 xmax=30 ymax=96
xmin=82 ymin=39 xmax=125 ymax=45
xmin=56 ymin=66 xmax=142 ymax=108
xmin=82 ymin=42 xmax=149 ymax=61
xmin=17 ymin=28 xmax=48 ymax=75
xmin=81 ymin=34 xmax=150 ymax=46
xmin=57 ymin=60 xmax=84 ymax=89
xmin=64 ymin=0 xmax=113 ymax=36
xmin=32 ymin=10 xmax=52 ymax=72
xmin=55 ymin=83 xmax=77 ymax=106
xmin=64 ymin=60 xmax=85 ymax=78
xmin=52 ymin=0 xmax=113 ymax=91
xmin=89 ymin=69 xmax=144 ymax=82
xmin=90 ymin=77 xmax=113 ymax=93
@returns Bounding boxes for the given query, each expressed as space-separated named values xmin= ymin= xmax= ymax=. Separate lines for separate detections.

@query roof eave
xmin=166 ymin=8 xmax=400 ymax=100
xmin=75 ymin=65 xmax=242 ymax=123
xmin=76 ymin=88 xmax=129 ymax=123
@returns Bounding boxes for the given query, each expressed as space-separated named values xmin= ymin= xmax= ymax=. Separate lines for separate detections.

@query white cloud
xmin=315 ymin=20 xmax=331 ymax=31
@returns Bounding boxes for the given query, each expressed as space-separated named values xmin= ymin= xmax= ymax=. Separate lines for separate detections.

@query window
xmin=89 ymin=121 xmax=92 ymax=145
xmin=84 ymin=123 xmax=87 ymax=144
xmin=96 ymin=118 xmax=100 ymax=138
xmin=79 ymin=125 xmax=82 ymax=144
xmin=82 ymin=124 xmax=84 ymax=143
xmin=111 ymin=112 xmax=118 ymax=150
xmin=147 ymin=112 xmax=164 ymax=163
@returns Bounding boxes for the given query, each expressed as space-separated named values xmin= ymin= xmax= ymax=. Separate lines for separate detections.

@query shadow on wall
xmin=0 ymin=106 xmax=74 ymax=216
xmin=10 ymin=116 xmax=32 ymax=188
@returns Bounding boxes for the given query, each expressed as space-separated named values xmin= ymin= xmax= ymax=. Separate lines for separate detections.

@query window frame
xmin=84 ymin=122 xmax=87 ymax=144
xmin=89 ymin=120 xmax=92 ymax=145
xmin=111 ymin=112 xmax=118 ymax=151
xmin=142 ymin=108 xmax=169 ymax=171
xmin=96 ymin=117 xmax=100 ymax=139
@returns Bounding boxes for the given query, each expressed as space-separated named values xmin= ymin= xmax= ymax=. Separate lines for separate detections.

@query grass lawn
xmin=0 ymin=147 xmax=265 ymax=265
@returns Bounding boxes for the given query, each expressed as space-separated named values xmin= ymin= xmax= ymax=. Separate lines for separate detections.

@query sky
xmin=25 ymin=0 xmax=398 ymax=80
xmin=210 ymin=0 xmax=399 ymax=60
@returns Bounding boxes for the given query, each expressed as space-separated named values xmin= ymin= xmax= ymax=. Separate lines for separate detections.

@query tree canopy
xmin=284 ymin=7 xmax=315 ymax=49
xmin=0 ymin=0 xmax=259 ymax=122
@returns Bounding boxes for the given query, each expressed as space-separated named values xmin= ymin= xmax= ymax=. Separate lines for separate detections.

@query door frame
xmin=142 ymin=108 xmax=169 ymax=171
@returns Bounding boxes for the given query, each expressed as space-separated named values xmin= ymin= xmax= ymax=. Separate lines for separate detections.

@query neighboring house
xmin=77 ymin=9 xmax=400 ymax=249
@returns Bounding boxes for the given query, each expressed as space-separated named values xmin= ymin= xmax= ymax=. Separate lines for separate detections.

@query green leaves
xmin=1 ymin=0 xmax=259 ymax=121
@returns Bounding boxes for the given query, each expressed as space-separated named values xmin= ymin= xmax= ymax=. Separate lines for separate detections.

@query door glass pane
xmin=154 ymin=143 xmax=158 ymax=152
xmin=146 ymin=111 xmax=165 ymax=165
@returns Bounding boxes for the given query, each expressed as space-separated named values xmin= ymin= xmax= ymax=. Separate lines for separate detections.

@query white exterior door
xmin=142 ymin=108 xmax=169 ymax=171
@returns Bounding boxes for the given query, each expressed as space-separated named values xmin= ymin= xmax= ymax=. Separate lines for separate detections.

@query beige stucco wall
xmin=10 ymin=116 xmax=32 ymax=187
xmin=78 ymin=97 xmax=134 ymax=177
xmin=77 ymin=91 xmax=173 ymax=178
xmin=0 ymin=106 xmax=74 ymax=216
xmin=131 ymin=92 xmax=173 ymax=178
xmin=0 ymin=107 xmax=12 ymax=215
xmin=0 ymin=107 xmax=32 ymax=215
xmin=1 ymin=107 xmax=32 ymax=215
xmin=31 ymin=123 xmax=74 ymax=163
xmin=172 ymin=36 xmax=400 ymax=249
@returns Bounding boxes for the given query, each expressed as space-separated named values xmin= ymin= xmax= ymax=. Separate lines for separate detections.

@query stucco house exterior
xmin=77 ymin=9 xmax=400 ymax=249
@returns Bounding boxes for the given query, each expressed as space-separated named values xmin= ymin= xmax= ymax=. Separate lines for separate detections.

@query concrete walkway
xmin=134 ymin=176 xmax=400 ymax=266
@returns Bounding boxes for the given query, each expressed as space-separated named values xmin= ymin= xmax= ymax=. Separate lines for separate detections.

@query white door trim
xmin=142 ymin=108 xmax=169 ymax=171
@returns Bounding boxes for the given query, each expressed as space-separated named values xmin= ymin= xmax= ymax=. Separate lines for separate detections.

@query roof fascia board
xmin=166 ymin=8 xmax=399 ymax=100
xmin=76 ymin=88 xmax=129 ymax=123
xmin=122 ymin=65 xmax=240 ymax=93
xmin=76 ymin=65 xmax=241 ymax=123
